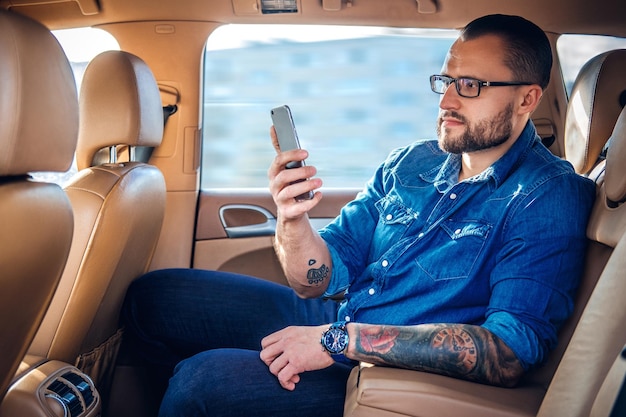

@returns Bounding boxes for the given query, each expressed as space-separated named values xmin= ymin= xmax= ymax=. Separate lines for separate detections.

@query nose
xmin=439 ymin=82 xmax=461 ymax=110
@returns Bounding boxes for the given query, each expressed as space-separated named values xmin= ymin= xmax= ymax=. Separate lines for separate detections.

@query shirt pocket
xmin=372 ymin=197 xmax=418 ymax=254
xmin=415 ymin=219 xmax=491 ymax=281
xmin=376 ymin=197 xmax=418 ymax=230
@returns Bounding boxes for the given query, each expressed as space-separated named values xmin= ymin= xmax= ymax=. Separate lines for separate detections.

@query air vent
xmin=45 ymin=370 xmax=97 ymax=417
xmin=47 ymin=379 xmax=84 ymax=416
xmin=62 ymin=371 xmax=96 ymax=408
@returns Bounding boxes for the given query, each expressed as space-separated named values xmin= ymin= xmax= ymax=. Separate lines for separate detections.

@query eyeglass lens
xmin=431 ymin=76 xmax=480 ymax=98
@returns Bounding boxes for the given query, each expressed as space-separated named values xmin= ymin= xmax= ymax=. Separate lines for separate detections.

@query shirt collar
xmin=424 ymin=120 xmax=538 ymax=192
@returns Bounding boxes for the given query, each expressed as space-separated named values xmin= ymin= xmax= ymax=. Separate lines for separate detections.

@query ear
xmin=518 ymin=85 xmax=543 ymax=115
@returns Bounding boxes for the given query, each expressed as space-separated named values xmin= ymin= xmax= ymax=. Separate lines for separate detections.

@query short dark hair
xmin=460 ymin=14 xmax=552 ymax=90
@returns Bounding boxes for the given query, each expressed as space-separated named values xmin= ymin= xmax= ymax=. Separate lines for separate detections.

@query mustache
xmin=438 ymin=111 xmax=467 ymax=124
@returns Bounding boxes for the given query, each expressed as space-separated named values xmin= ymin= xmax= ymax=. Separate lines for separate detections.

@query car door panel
xmin=194 ymin=188 xmax=358 ymax=285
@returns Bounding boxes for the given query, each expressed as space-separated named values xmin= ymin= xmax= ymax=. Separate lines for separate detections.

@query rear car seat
xmin=343 ymin=50 xmax=626 ymax=417
xmin=25 ymin=50 xmax=167 ymax=395
xmin=0 ymin=9 xmax=77 ymax=404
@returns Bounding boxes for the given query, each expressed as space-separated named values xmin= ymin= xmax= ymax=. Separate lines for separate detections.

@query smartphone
xmin=270 ymin=105 xmax=314 ymax=200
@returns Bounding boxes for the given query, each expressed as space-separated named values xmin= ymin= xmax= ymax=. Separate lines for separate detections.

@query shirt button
xmin=345 ymin=316 xmax=351 ymax=322
xmin=381 ymin=259 xmax=389 ymax=267
xmin=368 ymin=288 xmax=376 ymax=295
xmin=450 ymin=193 xmax=457 ymax=200
xmin=455 ymin=229 xmax=462 ymax=235
xmin=386 ymin=214 xmax=393 ymax=221
xmin=418 ymin=232 xmax=424 ymax=238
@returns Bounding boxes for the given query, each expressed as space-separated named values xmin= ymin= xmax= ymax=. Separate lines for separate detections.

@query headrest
xmin=565 ymin=49 xmax=626 ymax=174
xmin=605 ymin=107 xmax=626 ymax=207
xmin=76 ymin=50 xmax=164 ymax=170
xmin=0 ymin=10 xmax=78 ymax=176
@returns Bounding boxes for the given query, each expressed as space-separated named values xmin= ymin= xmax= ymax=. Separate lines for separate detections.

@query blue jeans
xmin=122 ymin=268 xmax=353 ymax=417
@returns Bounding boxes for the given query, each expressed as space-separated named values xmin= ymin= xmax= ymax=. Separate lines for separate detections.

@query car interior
xmin=0 ymin=1 xmax=625 ymax=416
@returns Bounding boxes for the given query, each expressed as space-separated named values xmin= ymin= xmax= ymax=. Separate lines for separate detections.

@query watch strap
xmin=331 ymin=320 xmax=347 ymax=331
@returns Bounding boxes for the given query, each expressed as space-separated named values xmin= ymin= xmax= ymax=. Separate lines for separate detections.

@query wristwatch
xmin=321 ymin=321 xmax=349 ymax=355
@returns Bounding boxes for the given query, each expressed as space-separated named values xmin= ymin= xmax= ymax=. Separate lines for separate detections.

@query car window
xmin=557 ymin=34 xmax=626 ymax=96
xmin=53 ymin=27 xmax=120 ymax=90
xmin=201 ymin=25 xmax=457 ymax=189
xmin=32 ymin=28 xmax=119 ymax=185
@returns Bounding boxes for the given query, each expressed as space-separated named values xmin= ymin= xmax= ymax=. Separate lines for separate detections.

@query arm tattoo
xmin=352 ymin=323 xmax=524 ymax=387
xmin=306 ymin=259 xmax=329 ymax=286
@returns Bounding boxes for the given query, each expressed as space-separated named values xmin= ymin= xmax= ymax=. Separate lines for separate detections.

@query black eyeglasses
xmin=430 ymin=75 xmax=533 ymax=98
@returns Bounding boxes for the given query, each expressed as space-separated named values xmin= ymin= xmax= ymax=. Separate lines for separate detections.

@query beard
xmin=436 ymin=103 xmax=514 ymax=154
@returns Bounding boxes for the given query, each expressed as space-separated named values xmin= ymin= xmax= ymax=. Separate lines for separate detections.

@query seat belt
xmin=134 ymin=104 xmax=178 ymax=163
xmin=163 ymin=104 xmax=178 ymax=124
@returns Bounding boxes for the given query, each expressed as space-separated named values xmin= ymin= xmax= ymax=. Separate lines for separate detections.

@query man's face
xmin=436 ymin=35 xmax=519 ymax=155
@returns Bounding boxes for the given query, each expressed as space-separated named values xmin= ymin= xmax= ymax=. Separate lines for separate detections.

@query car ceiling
xmin=1 ymin=0 xmax=625 ymax=37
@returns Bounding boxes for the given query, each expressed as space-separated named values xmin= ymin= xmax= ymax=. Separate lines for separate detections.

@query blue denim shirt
xmin=319 ymin=121 xmax=595 ymax=370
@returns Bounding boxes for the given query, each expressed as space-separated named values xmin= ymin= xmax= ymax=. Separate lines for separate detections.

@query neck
xmin=459 ymin=137 xmax=516 ymax=181
xmin=459 ymin=119 xmax=528 ymax=181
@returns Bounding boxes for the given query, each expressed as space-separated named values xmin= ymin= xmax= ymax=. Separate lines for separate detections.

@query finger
xmin=289 ymin=164 xmax=317 ymax=180
xmin=259 ymin=342 xmax=283 ymax=366
xmin=283 ymin=176 xmax=319 ymax=200
xmin=277 ymin=362 xmax=301 ymax=391
xmin=260 ymin=329 xmax=282 ymax=349
xmin=260 ymin=332 xmax=286 ymax=366
xmin=267 ymin=149 xmax=310 ymax=183
xmin=280 ymin=374 xmax=300 ymax=391
xmin=281 ymin=379 xmax=296 ymax=391
xmin=259 ymin=349 xmax=276 ymax=367
xmin=268 ymin=353 xmax=290 ymax=377
xmin=270 ymin=126 xmax=280 ymax=153
xmin=272 ymin=171 xmax=321 ymax=207
xmin=278 ymin=188 xmax=323 ymax=215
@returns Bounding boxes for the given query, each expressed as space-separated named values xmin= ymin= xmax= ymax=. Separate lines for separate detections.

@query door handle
xmin=219 ymin=204 xmax=277 ymax=238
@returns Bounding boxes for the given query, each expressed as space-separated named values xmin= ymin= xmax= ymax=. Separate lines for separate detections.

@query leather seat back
xmin=0 ymin=10 xmax=77 ymax=401
xmin=565 ymin=49 xmax=626 ymax=175
xmin=537 ymin=107 xmax=626 ymax=417
xmin=27 ymin=51 xmax=167 ymax=391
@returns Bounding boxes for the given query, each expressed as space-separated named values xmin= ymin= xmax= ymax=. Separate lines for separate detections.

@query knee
xmin=124 ymin=269 xmax=165 ymax=311
xmin=122 ymin=269 xmax=186 ymax=325
xmin=121 ymin=269 xmax=188 ymax=355
xmin=158 ymin=360 xmax=202 ymax=416
xmin=158 ymin=352 xmax=233 ymax=416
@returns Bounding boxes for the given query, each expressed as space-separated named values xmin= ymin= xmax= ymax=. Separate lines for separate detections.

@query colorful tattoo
xmin=353 ymin=323 xmax=523 ymax=387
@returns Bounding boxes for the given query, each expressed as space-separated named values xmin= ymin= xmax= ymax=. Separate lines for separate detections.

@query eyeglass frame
xmin=430 ymin=74 xmax=534 ymax=98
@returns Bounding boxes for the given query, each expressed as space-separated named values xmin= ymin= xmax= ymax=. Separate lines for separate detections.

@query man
xmin=122 ymin=14 xmax=595 ymax=417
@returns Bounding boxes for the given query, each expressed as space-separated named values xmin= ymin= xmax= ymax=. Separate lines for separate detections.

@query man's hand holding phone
xmin=269 ymin=105 xmax=320 ymax=206
xmin=269 ymin=126 xmax=322 ymax=217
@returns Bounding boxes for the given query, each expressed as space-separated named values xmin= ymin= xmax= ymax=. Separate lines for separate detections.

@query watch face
xmin=322 ymin=327 xmax=348 ymax=354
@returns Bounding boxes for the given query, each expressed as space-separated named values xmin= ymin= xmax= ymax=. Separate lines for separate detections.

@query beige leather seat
xmin=344 ymin=51 xmax=626 ymax=417
xmin=565 ymin=49 xmax=626 ymax=176
xmin=26 ymin=50 xmax=167 ymax=393
xmin=0 ymin=10 xmax=78 ymax=402
xmin=537 ymin=106 xmax=626 ymax=417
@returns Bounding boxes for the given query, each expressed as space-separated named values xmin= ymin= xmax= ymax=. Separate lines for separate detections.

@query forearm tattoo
xmin=353 ymin=323 xmax=524 ymax=387
xmin=306 ymin=258 xmax=329 ymax=285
